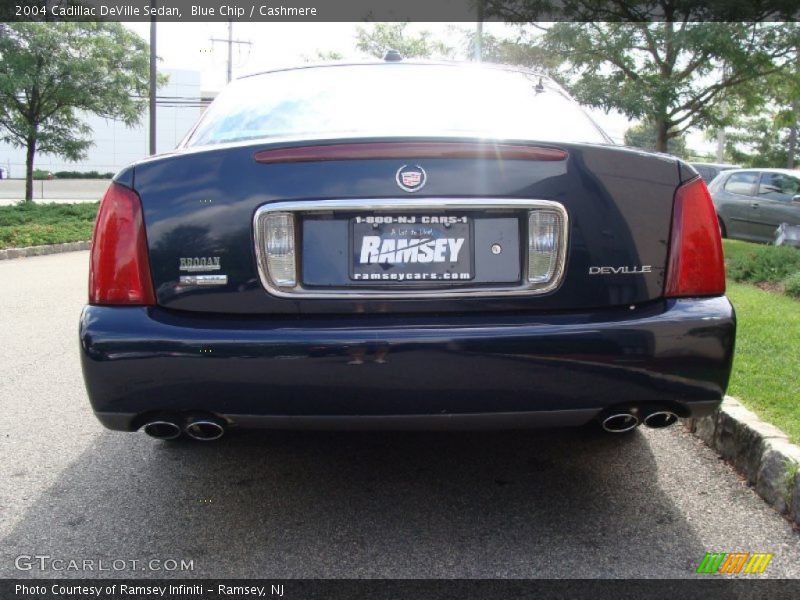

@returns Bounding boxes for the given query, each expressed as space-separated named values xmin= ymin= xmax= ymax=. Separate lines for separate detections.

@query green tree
xmin=624 ymin=120 xmax=689 ymax=157
xmin=720 ymin=44 xmax=800 ymax=168
xmin=0 ymin=23 xmax=153 ymax=202
xmin=460 ymin=27 xmax=561 ymax=73
xmin=725 ymin=113 xmax=800 ymax=167
xmin=485 ymin=3 xmax=800 ymax=152
xmin=775 ymin=45 xmax=800 ymax=168
xmin=355 ymin=23 xmax=455 ymax=60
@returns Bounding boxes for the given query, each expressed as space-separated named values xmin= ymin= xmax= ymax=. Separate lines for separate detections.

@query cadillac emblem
xmin=396 ymin=164 xmax=427 ymax=193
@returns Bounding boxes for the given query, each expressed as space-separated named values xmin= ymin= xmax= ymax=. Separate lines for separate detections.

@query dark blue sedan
xmin=80 ymin=59 xmax=735 ymax=441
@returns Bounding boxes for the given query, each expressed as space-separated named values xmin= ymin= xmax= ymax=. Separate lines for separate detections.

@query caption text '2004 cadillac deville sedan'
xmin=79 ymin=59 xmax=735 ymax=442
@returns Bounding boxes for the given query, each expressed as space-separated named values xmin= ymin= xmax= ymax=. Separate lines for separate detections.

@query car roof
xmin=690 ymin=162 xmax=740 ymax=169
xmin=722 ymin=167 xmax=800 ymax=175
xmin=239 ymin=59 xmax=551 ymax=81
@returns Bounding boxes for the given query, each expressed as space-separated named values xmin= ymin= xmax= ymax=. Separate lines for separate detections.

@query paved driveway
xmin=1 ymin=251 xmax=798 ymax=578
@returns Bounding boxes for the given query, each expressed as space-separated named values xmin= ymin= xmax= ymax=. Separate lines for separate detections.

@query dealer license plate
xmin=350 ymin=215 xmax=473 ymax=283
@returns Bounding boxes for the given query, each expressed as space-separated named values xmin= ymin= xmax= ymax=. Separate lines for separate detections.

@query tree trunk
xmin=655 ymin=119 xmax=669 ymax=153
xmin=788 ymin=98 xmax=798 ymax=169
xmin=24 ymin=137 xmax=36 ymax=203
xmin=791 ymin=47 xmax=800 ymax=169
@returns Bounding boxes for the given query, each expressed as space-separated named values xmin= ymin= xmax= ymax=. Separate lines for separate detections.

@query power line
xmin=149 ymin=6 xmax=157 ymax=155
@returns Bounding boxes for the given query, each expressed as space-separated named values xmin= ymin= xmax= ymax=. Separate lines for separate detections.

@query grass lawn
xmin=726 ymin=281 xmax=800 ymax=444
xmin=0 ymin=202 xmax=98 ymax=249
xmin=722 ymin=239 xmax=800 ymax=443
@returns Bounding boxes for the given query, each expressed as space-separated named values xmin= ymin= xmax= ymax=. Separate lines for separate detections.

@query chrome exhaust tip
xmin=142 ymin=420 xmax=182 ymax=440
xmin=185 ymin=419 xmax=225 ymax=441
xmin=643 ymin=411 xmax=679 ymax=429
xmin=601 ymin=413 xmax=640 ymax=433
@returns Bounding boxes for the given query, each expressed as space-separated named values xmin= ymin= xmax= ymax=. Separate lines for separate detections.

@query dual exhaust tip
xmin=600 ymin=408 xmax=679 ymax=433
xmin=142 ymin=414 xmax=225 ymax=441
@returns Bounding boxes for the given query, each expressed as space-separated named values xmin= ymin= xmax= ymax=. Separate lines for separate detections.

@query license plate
xmin=350 ymin=215 xmax=473 ymax=283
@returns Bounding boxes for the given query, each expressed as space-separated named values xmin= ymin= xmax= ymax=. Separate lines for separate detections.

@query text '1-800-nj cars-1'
xmin=79 ymin=57 xmax=734 ymax=442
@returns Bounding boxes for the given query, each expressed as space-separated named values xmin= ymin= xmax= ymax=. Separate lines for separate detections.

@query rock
xmin=755 ymin=441 xmax=800 ymax=514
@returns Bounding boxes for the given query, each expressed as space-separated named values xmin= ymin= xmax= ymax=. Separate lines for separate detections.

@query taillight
xmin=664 ymin=177 xmax=725 ymax=298
xmin=89 ymin=182 xmax=155 ymax=305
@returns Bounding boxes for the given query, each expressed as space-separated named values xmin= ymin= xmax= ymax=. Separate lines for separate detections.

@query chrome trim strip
xmin=179 ymin=274 xmax=229 ymax=286
xmin=253 ymin=198 xmax=569 ymax=299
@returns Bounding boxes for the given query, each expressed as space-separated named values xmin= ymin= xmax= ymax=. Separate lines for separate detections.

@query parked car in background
xmin=0 ymin=166 xmax=7 ymax=179
xmin=80 ymin=60 xmax=734 ymax=442
xmin=690 ymin=162 xmax=740 ymax=184
xmin=709 ymin=168 xmax=800 ymax=243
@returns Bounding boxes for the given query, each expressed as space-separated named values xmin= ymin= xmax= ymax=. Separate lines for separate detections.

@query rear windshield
xmin=186 ymin=64 xmax=611 ymax=147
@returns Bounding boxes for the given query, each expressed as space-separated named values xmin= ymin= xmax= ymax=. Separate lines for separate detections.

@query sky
xmin=122 ymin=21 xmax=711 ymax=151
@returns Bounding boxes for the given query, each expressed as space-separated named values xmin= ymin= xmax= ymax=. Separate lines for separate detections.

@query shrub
xmin=785 ymin=272 xmax=800 ymax=299
xmin=54 ymin=170 xmax=114 ymax=179
xmin=32 ymin=169 xmax=52 ymax=180
xmin=725 ymin=243 xmax=800 ymax=284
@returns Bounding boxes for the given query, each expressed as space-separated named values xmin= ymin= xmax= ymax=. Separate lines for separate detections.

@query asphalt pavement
xmin=0 ymin=179 xmax=107 ymax=204
xmin=1 ymin=251 xmax=799 ymax=579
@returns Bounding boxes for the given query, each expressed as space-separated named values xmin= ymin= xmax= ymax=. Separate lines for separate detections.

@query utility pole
xmin=227 ymin=21 xmax=232 ymax=83
xmin=788 ymin=97 xmax=798 ymax=169
xmin=788 ymin=45 xmax=799 ymax=169
xmin=149 ymin=4 xmax=157 ymax=155
xmin=716 ymin=130 xmax=726 ymax=163
xmin=716 ymin=62 xmax=729 ymax=163
xmin=474 ymin=1 xmax=483 ymax=61
xmin=211 ymin=21 xmax=252 ymax=84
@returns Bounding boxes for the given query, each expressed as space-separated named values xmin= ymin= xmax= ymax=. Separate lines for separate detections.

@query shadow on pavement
xmin=2 ymin=426 xmax=705 ymax=578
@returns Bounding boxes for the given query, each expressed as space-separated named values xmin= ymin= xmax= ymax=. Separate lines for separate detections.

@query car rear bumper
xmin=79 ymin=297 xmax=735 ymax=431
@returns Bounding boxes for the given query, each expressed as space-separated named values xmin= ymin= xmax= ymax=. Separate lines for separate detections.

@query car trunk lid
xmin=132 ymin=138 xmax=683 ymax=315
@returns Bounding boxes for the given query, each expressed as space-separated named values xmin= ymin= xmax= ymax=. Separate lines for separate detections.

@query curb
xmin=0 ymin=240 xmax=90 ymax=260
xmin=684 ymin=396 xmax=800 ymax=527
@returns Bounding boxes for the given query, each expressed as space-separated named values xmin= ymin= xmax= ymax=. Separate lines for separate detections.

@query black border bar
xmin=3 ymin=0 xmax=799 ymax=22
xmin=4 ymin=579 xmax=800 ymax=600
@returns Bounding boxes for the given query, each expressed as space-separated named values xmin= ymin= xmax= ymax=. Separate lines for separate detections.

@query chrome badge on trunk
xmin=179 ymin=256 xmax=221 ymax=272
xmin=396 ymin=165 xmax=427 ymax=192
